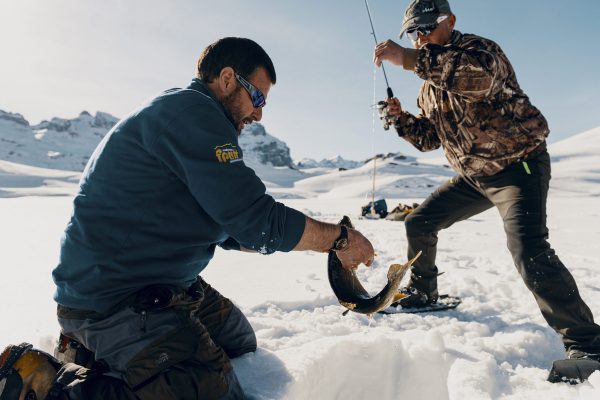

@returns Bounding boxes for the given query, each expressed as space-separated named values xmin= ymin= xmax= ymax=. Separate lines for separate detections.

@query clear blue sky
xmin=1 ymin=0 xmax=598 ymax=160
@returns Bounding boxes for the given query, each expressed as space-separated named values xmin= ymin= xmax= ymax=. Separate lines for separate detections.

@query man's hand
xmin=293 ymin=217 xmax=375 ymax=270
xmin=385 ymin=97 xmax=403 ymax=118
xmin=374 ymin=40 xmax=405 ymax=67
xmin=335 ymin=228 xmax=375 ymax=270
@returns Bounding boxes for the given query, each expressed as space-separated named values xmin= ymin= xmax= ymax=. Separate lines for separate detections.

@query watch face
xmin=335 ymin=238 xmax=349 ymax=250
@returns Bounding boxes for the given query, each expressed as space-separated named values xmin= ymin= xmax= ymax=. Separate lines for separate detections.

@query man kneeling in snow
xmin=0 ymin=37 xmax=374 ymax=400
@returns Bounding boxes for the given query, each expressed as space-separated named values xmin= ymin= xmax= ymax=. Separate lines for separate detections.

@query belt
xmin=58 ymin=278 xmax=205 ymax=321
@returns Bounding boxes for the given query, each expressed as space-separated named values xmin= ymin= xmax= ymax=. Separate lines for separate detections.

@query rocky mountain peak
xmin=0 ymin=109 xmax=120 ymax=171
xmin=93 ymin=112 xmax=119 ymax=130
xmin=0 ymin=110 xmax=29 ymax=127
xmin=239 ymin=123 xmax=294 ymax=168
xmin=36 ymin=117 xmax=71 ymax=133
xmin=243 ymin=123 xmax=267 ymax=136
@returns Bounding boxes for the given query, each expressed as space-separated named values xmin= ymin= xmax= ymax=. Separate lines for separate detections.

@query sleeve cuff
xmin=403 ymin=48 xmax=418 ymax=71
xmin=394 ymin=111 xmax=415 ymax=137
xmin=219 ymin=237 xmax=241 ymax=251
xmin=278 ymin=207 xmax=306 ymax=252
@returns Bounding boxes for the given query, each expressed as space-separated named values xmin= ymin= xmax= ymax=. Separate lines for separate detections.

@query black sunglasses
xmin=406 ymin=15 xmax=448 ymax=42
xmin=235 ymin=73 xmax=266 ymax=108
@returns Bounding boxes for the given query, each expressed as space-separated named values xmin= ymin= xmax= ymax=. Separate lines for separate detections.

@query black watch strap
xmin=330 ymin=226 xmax=349 ymax=251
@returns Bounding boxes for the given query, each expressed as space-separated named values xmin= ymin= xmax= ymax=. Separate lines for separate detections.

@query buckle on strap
xmin=0 ymin=343 xmax=33 ymax=378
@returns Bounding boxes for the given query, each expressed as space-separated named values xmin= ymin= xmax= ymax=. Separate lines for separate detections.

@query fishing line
xmin=364 ymin=0 xmax=393 ymax=217
xmin=369 ymin=63 xmax=378 ymax=213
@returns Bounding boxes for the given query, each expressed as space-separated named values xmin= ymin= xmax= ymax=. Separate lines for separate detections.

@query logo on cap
xmin=414 ymin=1 xmax=437 ymax=14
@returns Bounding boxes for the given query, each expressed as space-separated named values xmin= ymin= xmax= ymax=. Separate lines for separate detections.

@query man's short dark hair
xmin=197 ymin=37 xmax=276 ymax=84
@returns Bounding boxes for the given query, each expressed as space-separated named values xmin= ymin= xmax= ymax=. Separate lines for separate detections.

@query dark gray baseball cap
xmin=399 ymin=0 xmax=452 ymax=38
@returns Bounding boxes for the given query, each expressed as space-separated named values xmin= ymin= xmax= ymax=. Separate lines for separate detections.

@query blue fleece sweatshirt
xmin=52 ymin=79 xmax=306 ymax=313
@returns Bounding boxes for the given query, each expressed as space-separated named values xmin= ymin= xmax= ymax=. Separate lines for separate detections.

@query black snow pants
xmin=404 ymin=149 xmax=600 ymax=353
xmin=53 ymin=277 xmax=256 ymax=399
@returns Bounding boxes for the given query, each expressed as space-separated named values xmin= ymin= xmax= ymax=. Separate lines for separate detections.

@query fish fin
xmin=406 ymin=251 xmax=422 ymax=267
xmin=340 ymin=301 xmax=356 ymax=310
xmin=393 ymin=292 xmax=409 ymax=303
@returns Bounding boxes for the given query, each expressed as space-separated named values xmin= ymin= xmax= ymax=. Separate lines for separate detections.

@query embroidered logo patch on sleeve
xmin=215 ymin=143 xmax=242 ymax=164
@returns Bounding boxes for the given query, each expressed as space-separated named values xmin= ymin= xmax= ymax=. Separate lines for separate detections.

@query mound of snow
xmin=0 ymin=159 xmax=79 ymax=198
xmin=549 ymin=126 xmax=600 ymax=197
xmin=292 ymin=153 xmax=453 ymax=199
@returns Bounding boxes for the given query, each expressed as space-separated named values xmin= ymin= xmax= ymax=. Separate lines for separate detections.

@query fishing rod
xmin=364 ymin=0 xmax=395 ymax=132
xmin=364 ymin=0 xmax=393 ymax=99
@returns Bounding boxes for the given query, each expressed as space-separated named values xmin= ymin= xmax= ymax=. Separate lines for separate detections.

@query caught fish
xmin=327 ymin=216 xmax=421 ymax=315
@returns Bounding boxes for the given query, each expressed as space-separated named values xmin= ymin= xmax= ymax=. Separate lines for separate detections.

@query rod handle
xmin=386 ymin=87 xmax=394 ymax=98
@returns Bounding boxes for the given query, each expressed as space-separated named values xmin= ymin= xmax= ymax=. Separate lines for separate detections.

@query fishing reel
xmin=376 ymin=101 xmax=395 ymax=131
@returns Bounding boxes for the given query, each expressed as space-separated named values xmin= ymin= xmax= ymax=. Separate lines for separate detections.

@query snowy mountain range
xmin=0 ymin=108 xmax=383 ymax=175
xmin=0 ymin=109 xmax=297 ymax=172
xmin=0 ymin=110 xmax=118 ymax=172
xmin=0 ymin=107 xmax=457 ymax=199
xmin=2 ymin=107 xmax=599 ymax=201
xmin=296 ymin=155 xmax=362 ymax=170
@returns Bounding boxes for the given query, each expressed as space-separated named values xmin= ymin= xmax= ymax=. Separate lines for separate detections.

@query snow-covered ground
xmin=0 ymin=160 xmax=79 ymax=198
xmin=1 ymin=128 xmax=600 ymax=399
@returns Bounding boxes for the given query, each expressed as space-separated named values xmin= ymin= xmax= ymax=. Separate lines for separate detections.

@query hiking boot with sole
xmin=396 ymin=286 xmax=439 ymax=308
xmin=0 ymin=343 xmax=61 ymax=400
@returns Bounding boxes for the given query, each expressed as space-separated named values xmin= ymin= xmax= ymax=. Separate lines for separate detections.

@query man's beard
xmin=221 ymin=86 xmax=247 ymax=135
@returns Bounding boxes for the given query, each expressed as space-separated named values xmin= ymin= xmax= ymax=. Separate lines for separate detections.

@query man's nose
xmin=417 ymin=33 xmax=428 ymax=47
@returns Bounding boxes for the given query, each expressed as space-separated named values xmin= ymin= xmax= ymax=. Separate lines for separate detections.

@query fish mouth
xmin=327 ymin=216 xmax=421 ymax=315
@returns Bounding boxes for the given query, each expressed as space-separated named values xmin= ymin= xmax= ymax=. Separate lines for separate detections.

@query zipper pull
xmin=140 ymin=310 xmax=147 ymax=333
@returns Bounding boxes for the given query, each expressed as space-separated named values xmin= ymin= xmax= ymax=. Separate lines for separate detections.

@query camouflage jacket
xmin=395 ymin=30 xmax=549 ymax=177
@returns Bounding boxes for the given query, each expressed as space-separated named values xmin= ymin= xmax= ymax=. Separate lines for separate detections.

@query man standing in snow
xmin=373 ymin=0 xmax=600 ymax=361
xmin=0 ymin=37 xmax=374 ymax=399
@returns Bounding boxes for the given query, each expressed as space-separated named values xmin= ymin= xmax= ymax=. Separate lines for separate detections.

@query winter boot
xmin=395 ymin=286 xmax=439 ymax=308
xmin=0 ymin=343 xmax=62 ymax=400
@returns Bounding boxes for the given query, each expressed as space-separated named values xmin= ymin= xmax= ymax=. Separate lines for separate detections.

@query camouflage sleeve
xmin=393 ymin=110 xmax=441 ymax=152
xmin=413 ymin=36 xmax=510 ymax=102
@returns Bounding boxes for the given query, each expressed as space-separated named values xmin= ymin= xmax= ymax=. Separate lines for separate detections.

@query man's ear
xmin=447 ymin=14 xmax=456 ymax=31
xmin=218 ymin=67 xmax=236 ymax=94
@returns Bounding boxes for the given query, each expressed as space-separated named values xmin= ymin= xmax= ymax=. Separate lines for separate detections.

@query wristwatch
xmin=330 ymin=226 xmax=349 ymax=251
